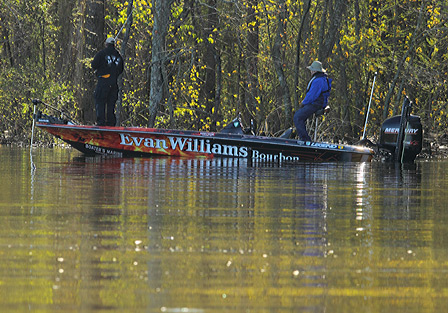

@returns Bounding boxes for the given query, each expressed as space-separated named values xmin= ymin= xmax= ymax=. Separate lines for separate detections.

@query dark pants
xmin=94 ymin=78 xmax=118 ymax=126
xmin=293 ymin=104 xmax=320 ymax=141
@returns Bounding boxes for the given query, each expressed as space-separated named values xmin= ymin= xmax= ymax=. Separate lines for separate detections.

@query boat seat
xmin=314 ymin=105 xmax=330 ymax=118
xmin=313 ymin=106 xmax=330 ymax=141
xmin=279 ymin=128 xmax=293 ymax=138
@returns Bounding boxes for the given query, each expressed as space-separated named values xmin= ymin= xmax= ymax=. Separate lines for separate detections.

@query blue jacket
xmin=302 ymin=72 xmax=332 ymax=108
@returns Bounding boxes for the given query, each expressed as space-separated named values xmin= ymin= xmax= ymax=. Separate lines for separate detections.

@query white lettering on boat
xmin=384 ymin=128 xmax=419 ymax=134
xmin=143 ymin=138 xmax=154 ymax=148
xmin=85 ymin=144 xmax=122 ymax=157
xmin=155 ymin=138 xmax=168 ymax=149
xmin=168 ymin=137 xmax=188 ymax=150
xmin=119 ymin=133 xmax=133 ymax=146
xmin=251 ymin=150 xmax=300 ymax=162
xmin=119 ymin=133 xmax=248 ymax=157
xmin=305 ymin=142 xmax=340 ymax=149
xmin=132 ymin=136 xmax=144 ymax=146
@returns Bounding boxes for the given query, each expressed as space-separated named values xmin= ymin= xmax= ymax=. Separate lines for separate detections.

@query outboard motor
xmin=379 ymin=97 xmax=422 ymax=162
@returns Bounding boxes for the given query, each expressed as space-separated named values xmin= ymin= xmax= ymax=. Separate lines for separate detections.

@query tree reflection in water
xmin=1 ymin=147 xmax=447 ymax=313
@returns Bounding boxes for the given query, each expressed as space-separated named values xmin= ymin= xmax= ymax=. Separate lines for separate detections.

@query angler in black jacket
xmin=91 ymin=37 xmax=124 ymax=126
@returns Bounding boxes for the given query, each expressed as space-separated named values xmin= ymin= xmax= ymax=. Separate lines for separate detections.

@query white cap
xmin=105 ymin=37 xmax=115 ymax=45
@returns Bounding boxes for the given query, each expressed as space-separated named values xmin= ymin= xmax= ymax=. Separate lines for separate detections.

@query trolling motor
xmin=378 ymin=97 xmax=423 ymax=163
xmin=32 ymin=99 xmax=75 ymax=125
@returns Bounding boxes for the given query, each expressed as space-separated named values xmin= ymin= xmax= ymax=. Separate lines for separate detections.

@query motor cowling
xmin=379 ymin=114 xmax=423 ymax=162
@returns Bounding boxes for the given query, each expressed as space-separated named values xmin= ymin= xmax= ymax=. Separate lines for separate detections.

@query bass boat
xmin=32 ymin=98 xmax=422 ymax=163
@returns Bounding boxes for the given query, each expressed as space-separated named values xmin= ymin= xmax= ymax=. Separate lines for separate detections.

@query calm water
xmin=1 ymin=145 xmax=448 ymax=313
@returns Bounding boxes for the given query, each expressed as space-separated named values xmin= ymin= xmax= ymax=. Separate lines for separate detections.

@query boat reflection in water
xmin=3 ymin=145 xmax=445 ymax=313
xmin=56 ymin=157 xmax=434 ymax=312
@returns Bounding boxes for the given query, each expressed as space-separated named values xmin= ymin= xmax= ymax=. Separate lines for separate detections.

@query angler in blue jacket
xmin=91 ymin=37 xmax=124 ymax=126
xmin=294 ymin=61 xmax=332 ymax=141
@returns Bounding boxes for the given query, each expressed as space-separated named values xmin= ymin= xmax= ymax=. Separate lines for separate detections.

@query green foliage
xmin=0 ymin=65 xmax=76 ymax=143
xmin=1 ymin=0 xmax=448 ymax=145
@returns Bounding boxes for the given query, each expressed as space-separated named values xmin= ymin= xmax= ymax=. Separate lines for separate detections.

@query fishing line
xmin=29 ymin=99 xmax=80 ymax=171
xmin=30 ymin=103 xmax=37 ymax=171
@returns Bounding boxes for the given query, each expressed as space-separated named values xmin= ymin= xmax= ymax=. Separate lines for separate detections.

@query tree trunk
xmin=74 ymin=0 xmax=104 ymax=124
xmin=382 ymin=1 xmax=425 ymax=120
xmin=40 ymin=16 xmax=46 ymax=76
xmin=336 ymin=40 xmax=354 ymax=139
xmin=213 ymin=52 xmax=222 ymax=131
xmin=148 ymin=0 xmax=173 ymax=127
xmin=318 ymin=0 xmax=330 ymax=61
xmin=272 ymin=0 xmax=292 ymax=128
xmin=116 ymin=1 xmax=133 ymax=125
xmin=294 ymin=0 xmax=312 ymax=110
xmin=245 ymin=0 xmax=260 ymax=129
xmin=1 ymin=26 xmax=14 ymax=66
xmin=352 ymin=0 xmax=365 ymax=138
xmin=318 ymin=0 xmax=347 ymax=62
xmin=54 ymin=0 xmax=76 ymax=79
xmin=202 ymin=0 xmax=218 ymax=130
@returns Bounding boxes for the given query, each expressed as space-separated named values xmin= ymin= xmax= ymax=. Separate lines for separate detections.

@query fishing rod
xmin=361 ymin=71 xmax=377 ymax=141
xmin=114 ymin=9 xmax=134 ymax=41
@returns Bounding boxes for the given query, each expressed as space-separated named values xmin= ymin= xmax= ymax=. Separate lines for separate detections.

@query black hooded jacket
xmin=91 ymin=45 xmax=124 ymax=83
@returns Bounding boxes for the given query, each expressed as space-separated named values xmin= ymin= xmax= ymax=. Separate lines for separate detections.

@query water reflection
xmin=1 ymin=146 xmax=448 ymax=313
xmin=140 ymin=160 xmax=334 ymax=312
xmin=376 ymin=162 xmax=422 ymax=219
